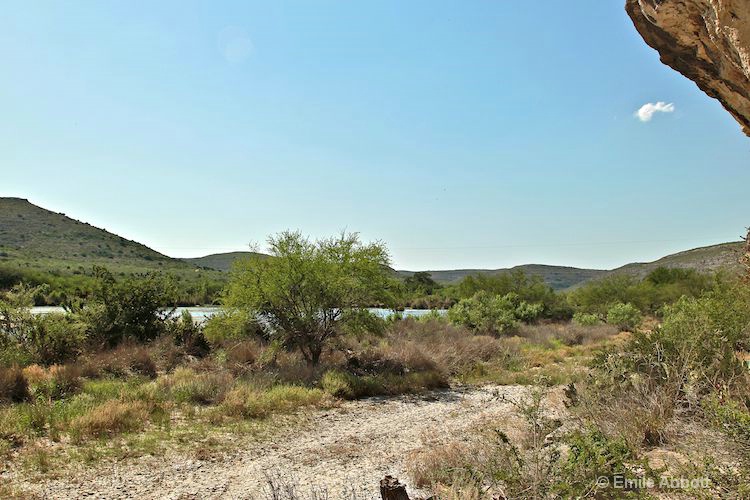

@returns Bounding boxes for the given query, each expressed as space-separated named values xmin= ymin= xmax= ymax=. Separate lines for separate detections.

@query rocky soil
xmin=18 ymin=385 xmax=549 ymax=500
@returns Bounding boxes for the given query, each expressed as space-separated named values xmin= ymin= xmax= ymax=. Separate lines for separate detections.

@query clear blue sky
xmin=1 ymin=1 xmax=748 ymax=271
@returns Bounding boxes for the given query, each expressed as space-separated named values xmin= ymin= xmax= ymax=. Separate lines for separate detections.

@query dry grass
xmin=70 ymin=400 xmax=150 ymax=439
xmin=0 ymin=366 xmax=30 ymax=403
xmin=157 ymin=367 xmax=233 ymax=405
xmin=220 ymin=384 xmax=330 ymax=419
xmin=79 ymin=343 xmax=158 ymax=379
xmin=516 ymin=323 xmax=618 ymax=347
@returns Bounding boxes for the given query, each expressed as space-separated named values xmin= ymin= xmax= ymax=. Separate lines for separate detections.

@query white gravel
xmin=24 ymin=385 xmax=536 ymax=500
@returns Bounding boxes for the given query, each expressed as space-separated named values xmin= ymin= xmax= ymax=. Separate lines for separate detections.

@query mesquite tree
xmin=225 ymin=231 xmax=393 ymax=366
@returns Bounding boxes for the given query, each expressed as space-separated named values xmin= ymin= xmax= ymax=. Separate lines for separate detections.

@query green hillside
xmin=0 ymin=198 xmax=224 ymax=303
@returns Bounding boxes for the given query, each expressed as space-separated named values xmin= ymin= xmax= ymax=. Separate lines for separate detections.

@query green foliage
xmin=403 ymin=272 xmax=441 ymax=296
xmin=339 ymin=309 xmax=387 ymax=339
xmin=595 ymin=279 xmax=750 ymax=397
xmin=170 ymin=310 xmax=209 ymax=357
xmin=25 ymin=314 xmax=87 ymax=366
xmin=572 ymin=312 xmax=600 ymax=326
xmin=76 ymin=266 xmax=176 ymax=347
xmin=225 ymin=231 xmax=393 ymax=366
xmin=556 ymin=428 xmax=643 ymax=498
xmin=606 ymin=303 xmax=642 ymax=332
xmin=202 ymin=309 xmax=265 ymax=345
xmin=0 ymin=286 xmax=85 ymax=365
xmin=453 ymin=269 xmax=571 ymax=320
xmin=447 ymin=291 xmax=543 ymax=335
xmin=702 ymin=396 xmax=750 ymax=445
xmin=568 ymin=267 xmax=714 ymax=316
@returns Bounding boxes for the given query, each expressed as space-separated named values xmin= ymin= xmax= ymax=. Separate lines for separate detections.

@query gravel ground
xmin=19 ymin=385 xmax=540 ymax=499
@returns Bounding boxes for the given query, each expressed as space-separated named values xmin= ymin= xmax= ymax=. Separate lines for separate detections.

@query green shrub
xmin=606 ymin=303 xmax=642 ymax=332
xmin=27 ymin=314 xmax=87 ymax=365
xmin=448 ymin=291 xmax=544 ymax=335
xmin=702 ymin=396 xmax=750 ymax=445
xmin=170 ymin=310 xmax=209 ymax=357
xmin=75 ymin=266 xmax=176 ymax=347
xmin=555 ymin=428 xmax=643 ymax=498
xmin=572 ymin=312 xmax=600 ymax=326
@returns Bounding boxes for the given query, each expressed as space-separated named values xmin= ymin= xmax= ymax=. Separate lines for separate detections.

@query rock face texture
xmin=626 ymin=0 xmax=750 ymax=136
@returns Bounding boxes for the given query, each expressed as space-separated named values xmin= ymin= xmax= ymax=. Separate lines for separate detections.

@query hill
xmin=606 ymin=241 xmax=744 ymax=279
xmin=395 ymin=242 xmax=744 ymax=291
xmin=396 ymin=265 xmax=607 ymax=291
xmin=0 ymin=198 xmax=224 ymax=303
xmin=184 ymin=251 xmax=268 ymax=272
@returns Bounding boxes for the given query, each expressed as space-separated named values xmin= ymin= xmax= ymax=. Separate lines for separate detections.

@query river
xmin=30 ymin=306 xmax=445 ymax=322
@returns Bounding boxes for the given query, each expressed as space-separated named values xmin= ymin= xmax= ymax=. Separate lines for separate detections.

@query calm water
xmin=30 ymin=306 xmax=445 ymax=322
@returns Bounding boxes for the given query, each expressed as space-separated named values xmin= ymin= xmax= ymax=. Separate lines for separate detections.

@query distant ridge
xmin=184 ymin=251 xmax=268 ymax=272
xmin=606 ymin=241 xmax=744 ymax=279
xmin=0 ymin=197 xmax=744 ymax=291
xmin=395 ymin=265 xmax=607 ymax=291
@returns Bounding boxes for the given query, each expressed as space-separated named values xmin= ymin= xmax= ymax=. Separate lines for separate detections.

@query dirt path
xmin=27 ymin=385 xmax=540 ymax=499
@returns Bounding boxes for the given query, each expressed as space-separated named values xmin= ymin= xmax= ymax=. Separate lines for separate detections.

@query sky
xmin=1 ymin=1 xmax=748 ymax=271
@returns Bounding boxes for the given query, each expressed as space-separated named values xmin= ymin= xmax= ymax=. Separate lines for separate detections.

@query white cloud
xmin=635 ymin=101 xmax=675 ymax=122
xmin=218 ymin=26 xmax=254 ymax=64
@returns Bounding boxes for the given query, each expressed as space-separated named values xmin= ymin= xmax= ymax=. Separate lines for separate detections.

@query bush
xmin=224 ymin=231 xmax=393 ymax=366
xmin=572 ymin=312 xmax=600 ymax=326
xmin=76 ymin=266 xmax=176 ymax=347
xmin=448 ymin=291 xmax=544 ymax=335
xmin=170 ymin=310 xmax=209 ymax=357
xmin=26 ymin=314 xmax=86 ymax=365
xmin=555 ymin=428 xmax=642 ymax=498
xmin=0 ymin=367 xmax=30 ymax=403
xmin=606 ymin=303 xmax=642 ymax=332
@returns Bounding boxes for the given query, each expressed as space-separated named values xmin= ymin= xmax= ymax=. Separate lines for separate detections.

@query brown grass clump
xmin=157 ymin=367 xmax=233 ymax=405
xmin=382 ymin=318 xmax=517 ymax=377
xmin=0 ymin=366 xmax=30 ymax=403
xmin=39 ymin=365 xmax=82 ymax=399
xmin=579 ymin=384 xmax=677 ymax=449
xmin=70 ymin=400 xmax=150 ymax=439
xmin=225 ymin=340 xmax=261 ymax=375
xmin=79 ymin=344 xmax=158 ymax=379
xmin=407 ymin=442 xmax=472 ymax=488
xmin=517 ymin=323 xmax=618 ymax=347
xmin=21 ymin=365 xmax=47 ymax=386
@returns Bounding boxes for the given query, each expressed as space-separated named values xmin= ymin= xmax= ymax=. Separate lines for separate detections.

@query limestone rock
xmin=626 ymin=0 xmax=750 ymax=136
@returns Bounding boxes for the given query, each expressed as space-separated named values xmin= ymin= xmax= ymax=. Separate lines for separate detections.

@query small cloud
xmin=635 ymin=101 xmax=675 ymax=122
xmin=218 ymin=26 xmax=254 ymax=64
